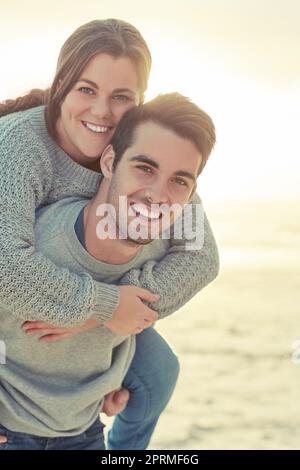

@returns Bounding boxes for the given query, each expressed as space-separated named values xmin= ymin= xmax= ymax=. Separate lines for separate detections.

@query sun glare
xmin=1 ymin=25 xmax=299 ymax=202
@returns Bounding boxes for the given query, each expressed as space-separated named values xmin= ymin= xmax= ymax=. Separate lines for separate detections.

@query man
xmin=0 ymin=93 xmax=216 ymax=449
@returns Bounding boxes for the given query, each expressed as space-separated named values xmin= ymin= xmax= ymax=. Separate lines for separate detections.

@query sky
xmin=1 ymin=0 xmax=299 ymax=202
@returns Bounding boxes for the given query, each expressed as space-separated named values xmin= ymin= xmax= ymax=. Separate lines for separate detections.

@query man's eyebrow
xmin=130 ymin=155 xmax=197 ymax=182
xmin=173 ymin=170 xmax=196 ymax=183
xmin=129 ymin=155 xmax=159 ymax=169
xmin=77 ymin=79 xmax=135 ymax=95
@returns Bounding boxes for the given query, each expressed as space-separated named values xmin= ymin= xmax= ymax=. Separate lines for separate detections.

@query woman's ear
xmin=100 ymin=145 xmax=115 ymax=179
xmin=188 ymin=183 xmax=197 ymax=202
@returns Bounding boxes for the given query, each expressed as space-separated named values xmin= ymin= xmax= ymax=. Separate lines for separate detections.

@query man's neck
xmin=83 ymin=187 xmax=142 ymax=265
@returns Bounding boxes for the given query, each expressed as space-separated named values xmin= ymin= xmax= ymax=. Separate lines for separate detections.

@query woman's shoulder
xmin=0 ymin=106 xmax=54 ymax=169
xmin=0 ymin=105 xmax=47 ymax=140
xmin=0 ymin=104 xmax=43 ymax=124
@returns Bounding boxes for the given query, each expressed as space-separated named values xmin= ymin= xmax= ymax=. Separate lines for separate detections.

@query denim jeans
xmin=108 ymin=327 xmax=180 ymax=450
xmin=0 ymin=418 xmax=105 ymax=450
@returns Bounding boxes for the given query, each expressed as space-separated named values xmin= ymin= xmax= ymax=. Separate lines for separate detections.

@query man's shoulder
xmin=35 ymin=197 xmax=88 ymax=242
xmin=137 ymin=238 xmax=170 ymax=265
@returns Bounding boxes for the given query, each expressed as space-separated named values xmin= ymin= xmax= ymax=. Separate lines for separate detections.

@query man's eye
xmin=137 ymin=166 xmax=153 ymax=174
xmin=79 ymin=87 xmax=94 ymax=95
xmin=173 ymin=178 xmax=188 ymax=187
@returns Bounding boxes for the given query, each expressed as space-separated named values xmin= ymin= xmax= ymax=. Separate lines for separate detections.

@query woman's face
xmin=56 ymin=53 xmax=140 ymax=167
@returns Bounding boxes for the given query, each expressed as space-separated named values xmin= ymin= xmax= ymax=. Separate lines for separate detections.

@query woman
xmin=0 ymin=19 xmax=219 ymax=449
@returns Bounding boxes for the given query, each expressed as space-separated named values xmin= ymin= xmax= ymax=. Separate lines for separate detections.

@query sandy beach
xmin=103 ymin=199 xmax=300 ymax=449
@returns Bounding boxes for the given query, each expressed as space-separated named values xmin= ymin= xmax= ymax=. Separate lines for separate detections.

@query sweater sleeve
xmin=0 ymin=124 xmax=119 ymax=327
xmin=119 ymin=192 xmax=219 ymax=319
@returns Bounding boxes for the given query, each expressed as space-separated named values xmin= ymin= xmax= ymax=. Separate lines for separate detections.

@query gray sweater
xmin=0 ymin=198 xmax=169 ymax=437
xmin=0 ymin=106 xmax=219 ymax=328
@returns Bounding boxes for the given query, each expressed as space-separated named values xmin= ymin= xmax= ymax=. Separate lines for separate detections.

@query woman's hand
xmin=21 ymin=285 xmax=160 ymax=341
xmin=22 ymin=318 xmax=100 ymax=343
xmin=104 ymin=285 xmax=160 ymax=336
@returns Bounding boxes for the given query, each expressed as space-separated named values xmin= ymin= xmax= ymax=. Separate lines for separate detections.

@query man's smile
xmin=129 ymin=202 xmax=162 ymax=221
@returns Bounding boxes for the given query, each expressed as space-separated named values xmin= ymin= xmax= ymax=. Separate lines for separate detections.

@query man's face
xmin=103 ymin=121 xmax=202 ymax=245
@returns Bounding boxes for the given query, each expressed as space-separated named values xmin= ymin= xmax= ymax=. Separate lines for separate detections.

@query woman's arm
xmin=0 ymin=121 xmax=160 ymax=334
xmin=0 ymin=127 xmax=122 ymax=327
xmin=1 ymin=120 xmax=216 ymax=331
xmin=119 ymin=193 xmax=219 ymax=319
xmin=20 ymin=194 xmax=218 ymax=339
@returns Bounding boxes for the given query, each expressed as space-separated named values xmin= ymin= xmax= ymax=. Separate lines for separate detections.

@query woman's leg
xmin=107 ymin=327 xmax=180 ymax=450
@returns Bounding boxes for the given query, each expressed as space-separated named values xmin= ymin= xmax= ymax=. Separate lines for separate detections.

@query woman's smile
xmin=82 ymin=121 xmax=112 ymax=134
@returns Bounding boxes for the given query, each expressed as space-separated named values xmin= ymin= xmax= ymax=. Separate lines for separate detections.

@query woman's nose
xmin=90 ymin=97 xmax=112 ymax=119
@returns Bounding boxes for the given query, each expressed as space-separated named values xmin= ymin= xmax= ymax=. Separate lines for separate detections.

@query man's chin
xmin=125 ymin=236 xmax=155 ymax=246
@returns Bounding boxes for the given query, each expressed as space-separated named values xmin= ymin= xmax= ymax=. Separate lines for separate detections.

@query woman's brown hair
xmin=0 ymin=19 xmax=152 ymax=139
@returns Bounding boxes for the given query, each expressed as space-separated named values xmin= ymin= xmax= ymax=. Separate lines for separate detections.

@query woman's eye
xmin=114 ymin=95 xmax=131 ymax=102
xmin=79 ymin=87 xmax=94 ymax=95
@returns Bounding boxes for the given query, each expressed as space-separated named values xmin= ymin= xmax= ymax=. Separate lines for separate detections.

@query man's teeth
xmin=132 ymin=204 xmax=160 ymax=220
xmin=84 ymin=122 xmax=109 ymax=133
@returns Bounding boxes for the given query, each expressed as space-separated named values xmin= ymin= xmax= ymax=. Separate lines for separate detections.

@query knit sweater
xmin=0 ymin=198 xmax=169 ymax=436
xmin=0 ymin=106 xmax=219 ymax=327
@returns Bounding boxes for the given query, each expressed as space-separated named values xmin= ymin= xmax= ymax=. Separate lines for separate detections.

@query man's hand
xmin=0 ymin=389 xmax=130 ymax=445
xmin=102 ymin=388 xmax=130 ymax=417
xmin=22 ymin=318 xmax=100 ymax=343
xmin=104 ymin=285 xmax=160 ymax=336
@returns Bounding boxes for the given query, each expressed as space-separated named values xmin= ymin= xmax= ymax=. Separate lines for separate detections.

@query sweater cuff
xmin=90 ymin=282 xmax=120 ymax=324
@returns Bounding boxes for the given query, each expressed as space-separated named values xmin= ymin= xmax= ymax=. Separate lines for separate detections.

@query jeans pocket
xmin=84 ymin=419 xmax=105 ymax=439
xmin=80 ymin=419 xmax=105 ymax=450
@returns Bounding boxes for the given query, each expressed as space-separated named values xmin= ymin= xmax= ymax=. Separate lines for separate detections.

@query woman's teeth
xmin=83 ymin=122 xmax=110 ymax=133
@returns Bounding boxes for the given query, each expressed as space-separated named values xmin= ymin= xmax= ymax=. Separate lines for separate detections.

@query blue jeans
xmin=0 ymin=418 xmax=105 ymax=450
xmin=108 ymin=327 xmax=180 ymax=450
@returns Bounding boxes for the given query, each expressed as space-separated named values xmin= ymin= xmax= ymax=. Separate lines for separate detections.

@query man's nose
xmin=146 ymin=181 xmax=169 ymax=205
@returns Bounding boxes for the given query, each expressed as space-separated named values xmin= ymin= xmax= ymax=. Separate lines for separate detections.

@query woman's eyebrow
xmin=114 ymin=88 xmax=136 ymax=96
xmin=78 ymin=78 xmax=99 ymax=88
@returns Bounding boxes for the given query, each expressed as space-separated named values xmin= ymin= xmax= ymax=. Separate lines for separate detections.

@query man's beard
xmin=107 ymin=179 xmax=160 ymax=246
xmin=121 ymin=233 xmax=154 ymax=246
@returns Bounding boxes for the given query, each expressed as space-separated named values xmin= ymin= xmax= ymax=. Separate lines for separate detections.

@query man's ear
xmin=100 ymin=144 xmax=115 ymax=179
